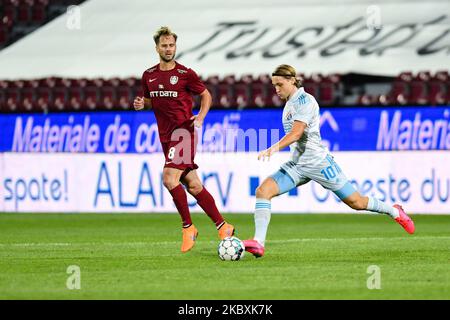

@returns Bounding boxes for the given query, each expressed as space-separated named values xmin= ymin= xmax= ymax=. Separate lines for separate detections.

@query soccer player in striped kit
xmin=243 ymin=64 xmax=415 ymax=258
xmin=134 ymin=27 xmax=234 ymax=253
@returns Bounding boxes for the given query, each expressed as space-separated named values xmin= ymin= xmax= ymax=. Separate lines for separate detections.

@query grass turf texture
xmin=0 ymin=213 xmax=449 ymax=300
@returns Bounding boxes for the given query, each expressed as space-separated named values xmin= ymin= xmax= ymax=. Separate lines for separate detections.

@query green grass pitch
xmin=0 ymin=213 xmax=449 ymax=300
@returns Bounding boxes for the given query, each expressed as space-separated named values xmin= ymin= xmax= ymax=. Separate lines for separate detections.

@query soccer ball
xmin=217 ymin=237 xmax=245 ymax=261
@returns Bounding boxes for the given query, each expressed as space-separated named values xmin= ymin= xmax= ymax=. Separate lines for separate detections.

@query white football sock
xmin=367 ymin=197 xmax=399 ymax=218
xmin=254 ymin=198 xmax=271 ymax=246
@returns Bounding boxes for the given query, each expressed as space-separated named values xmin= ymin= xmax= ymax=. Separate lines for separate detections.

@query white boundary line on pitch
xmin=0 ymin=236 xmax=449 ymax=247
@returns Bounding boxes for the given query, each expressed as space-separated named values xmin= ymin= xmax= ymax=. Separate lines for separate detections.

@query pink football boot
xmin=393 ymin=204 xmax=415 ymax=234
xmin=243 ymin=239 xmax=265 ymax=258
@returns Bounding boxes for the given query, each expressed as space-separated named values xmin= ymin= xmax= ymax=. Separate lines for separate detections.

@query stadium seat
xmin=68 ymin=84 xmax=83 ymax=111
xmin=36 ymin=86 xmax=51 ymax=112
xmin=216 ymin=76 xmax=236 ymax=108
xmin=1 ymin=70 xmax=448 ymax=114
xmin=205 ymin=75 xmax=220 ymax=86
xmin=18 ymin=79 xmax=38 ymax=112
xmin=31 ymin=2 xmax=47 ymax=25
xmin=233 ymin=80 xmax=251 ymax=110
xmin=428 ymin=71 xmax=449 ymax=106
xmin=303 ymin=73 xmax=321 ymax=99
xmin=409 ymin=72 xmax=430 ymax=105
xmin=99 ymin=85 xmax=116 ymax=111
xmin=0 ymin=25 xmax=8 ymax=47
xmin=50 ymin=86 xmax=67 ymax=112
xmin=0 ymin=81 xmax=6 ymax=112
xmin=5 ymin=84 xmax=21 ymax=112
xmin=17 ymin=1 xmax=32 ymax=25
xmin=387 ymin=73 xmax=412 ymax=105
xmin=82 ymin=82 xmax=100 ymax=111
xmin=3 ymin=2 xmax=18 ymax=23
xmin=249 ymin=81 xmax=267 ymax=108
xmin=116 ymin=85 xmax=132 ymax=110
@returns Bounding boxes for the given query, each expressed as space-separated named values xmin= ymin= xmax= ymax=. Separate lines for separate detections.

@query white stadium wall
xmin=1 ymin=151 xmax=449 ymax=214
xmin=0 ymin=0 xmax=449 ymax=79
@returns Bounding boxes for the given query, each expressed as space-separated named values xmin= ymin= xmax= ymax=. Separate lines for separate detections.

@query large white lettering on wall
xmin=1 ymin=151 xmax=449 ymax=214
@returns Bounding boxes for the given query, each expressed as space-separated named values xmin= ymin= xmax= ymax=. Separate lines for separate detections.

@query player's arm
xmin=258 ymin=120 xmax=306 ymax=161
xmin=191 ymin=89 xmax=212 ymax=127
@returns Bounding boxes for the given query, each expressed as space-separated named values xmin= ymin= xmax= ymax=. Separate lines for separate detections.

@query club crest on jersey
xmin=285 ymin=111 xmax=293 ymax=121
xmin=170 ymin=76 xmax=178 ymax=85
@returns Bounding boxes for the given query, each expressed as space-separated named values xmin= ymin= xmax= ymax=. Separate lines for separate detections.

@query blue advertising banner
xmin=0 ymin=107 xmax=449 ymax=153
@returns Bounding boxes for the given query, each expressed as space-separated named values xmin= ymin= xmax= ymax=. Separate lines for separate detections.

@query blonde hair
xmin=271 ymin=64 xmax=302 ymax=88
xmin=153 ymin=26 xmax=178 ymax=45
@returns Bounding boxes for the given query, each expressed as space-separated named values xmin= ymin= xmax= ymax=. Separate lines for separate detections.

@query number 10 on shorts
xmin=320 ymin=163 xmax=342 ymax=181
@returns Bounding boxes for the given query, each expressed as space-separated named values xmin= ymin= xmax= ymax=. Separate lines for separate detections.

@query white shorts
xmin=270 ymin=154 xmax=357 ymax=199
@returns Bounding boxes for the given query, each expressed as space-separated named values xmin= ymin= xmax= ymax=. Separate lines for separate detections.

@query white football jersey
xmin=282 ymin=87 xmax=329 ymax=166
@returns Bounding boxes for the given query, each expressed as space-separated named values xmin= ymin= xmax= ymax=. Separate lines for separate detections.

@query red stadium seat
xmin=117 ymin=85 xmax=132 ymax=110
xmin=216 ymin=79 xmax=233 ymax=109
xmin=36 ymin=86 xmax=51 ymax=112
xmin=303 ymin=78 xmax=319 ymax=98
xmin=3 ymin=5 xmax=18 ymax=24
xmin=18 ymin=87 xmax=35 ymax=112
xmin=99 ymin=85 xmax=116 ymax=110
xmin=17 ymin=1 xmax=32 ymax=25
xmin=5 ymin=85 xmax=21 ymax=112
xmin=216 ymin=85 xmax=232 ymax=108
xmin=50 ymin=86 xmax=67 ymax=112
xmin=427 ymin=71 xmax=449 ymax=106
xmin=445 ymin=85 xmax=450 ymax=105
xmin=249 ymin=81 xmax=267 ymax=108
xmin=0 ymin=81 xmax=6 ymax=111
xmin=233 ymin=81 xmax=251 ymax=110
xmin=68 ymin=86 xmax=83 ymax=111
xmin=256 ymin=74 xmax=271 ymax=84
xmin=31 ymin=3 xmax=47 ymax=25
xmin=17 ymin=79 xmax=38 ymax=112
xmin=409 ymin=72 xmax=430 ymax=105
xmin=205 ymin=75 xmax=220 ymax=85
xmin=434 ymin=70 xmax=449 ymax=82
xmin=82 ymin=83 xmax=99 ymax=111
xmin=0 ymin=26 xmax=8 ymax=47
xmin=387 ymin=74 xmax=412 ymax=105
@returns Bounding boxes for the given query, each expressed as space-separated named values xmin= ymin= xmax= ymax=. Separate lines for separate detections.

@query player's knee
xmin=186 ymin=182 xmax=203 ymax=196
xmin=256 ymin=185 xmax=275 ymax=200
xmin=162 ymin=174 xmax=178 ymax=190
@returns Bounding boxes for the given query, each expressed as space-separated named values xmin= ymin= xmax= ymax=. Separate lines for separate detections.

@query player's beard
xmin=160 ymin=51 xmax=176 ymax=63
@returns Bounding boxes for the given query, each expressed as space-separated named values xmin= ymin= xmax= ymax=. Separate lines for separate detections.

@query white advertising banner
xmin=1 ymin=151 xmax=449 ymax=214
xmin=0 ymin=0 xmax=449 ymax=79
xmin=0 ymin=154 xmax=4 ymax=212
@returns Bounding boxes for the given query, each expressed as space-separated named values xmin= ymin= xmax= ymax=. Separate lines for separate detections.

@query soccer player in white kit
xmin=243 ymin=64 xmax=415 ymax=258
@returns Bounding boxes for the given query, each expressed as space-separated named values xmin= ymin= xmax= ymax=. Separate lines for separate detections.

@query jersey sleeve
xmin=292 ymin=95 xmax=315 ymax=125
xmin=186 ymin=68 xmax=206 ymax=95
xmin=141 ymin=72 xmax=150 ymax=99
